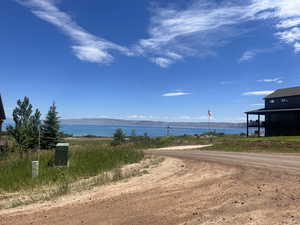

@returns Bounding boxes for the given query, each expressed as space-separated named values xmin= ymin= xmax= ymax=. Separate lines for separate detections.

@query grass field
xmin=201 ymin=135 xmax=300 ymax=152
xmin=1 ymin=134 xmax=300 ymax=195
xmin=0 ymin=141 xmax=144 ymax=193
xmin=65 ymin=134 xmax=300 ymax=153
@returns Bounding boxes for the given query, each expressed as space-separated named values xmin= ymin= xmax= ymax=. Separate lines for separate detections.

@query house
xmin=0 ymin=95 xmax=6 ymax=132
xmin=245 ymin=86 xmax=300 ymax=137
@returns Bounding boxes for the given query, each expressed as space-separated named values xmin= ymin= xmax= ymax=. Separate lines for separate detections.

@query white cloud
xmin=150 ymin=57 xmax=173 ymax=68
xmin=139 ymin=0 xmax=300 ymax=66
xmin=294 ymin=42 xmax=300 ymax=53
xmin=162 ymin=92 xmax=191 ymax=97
xmin=17 ymin=0 xmax=130 ymax=64
xmin=239 ymin=51 xmax=257 ymax=62
xmin=277 ymin=27 xmax=300 ymax=43
xmin=127 ymin=115 xmax=152 ymax=120
xmin=118 ymin=114 xmax=209 ymax=122
xmin=72 ymin=46 xmax=113 ymax=64
xmin=243 ymin=90 xmax=274 ymax=96
xmin=277 ymin=18 xmax=300 ymax=29
xmin=257 ymin=77 xmax=283 ymax=83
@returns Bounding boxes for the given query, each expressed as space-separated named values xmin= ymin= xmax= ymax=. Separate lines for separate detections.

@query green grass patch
xmin=201 ymin=135 xmax=300 ymax=152
xmin=0 ymin=143 xmax=143 ymax=192
xmin=3 ymin=133 xmax=300 ymax=194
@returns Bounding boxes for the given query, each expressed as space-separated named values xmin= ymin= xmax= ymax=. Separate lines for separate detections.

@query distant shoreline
xmin=61 ymin=123 xmax=245 ymax=130
xmin=60 ymin=118 xmax=246 ymax=129
xmin=60 ymin=124 xmax=248 ymax=137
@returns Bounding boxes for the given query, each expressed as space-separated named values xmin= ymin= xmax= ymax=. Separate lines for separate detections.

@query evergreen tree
xmin=130 ymin=129 xmax=137 ymax=142
xmin=41 ymin=103 xmax=60 ymax=149
xmin=7 ymin=97 xmax=41 ymax=153
xmin=112 ymin=128 xmax=126 ymax=145
xmin=143 ymin=132 xmax=150 ymax=142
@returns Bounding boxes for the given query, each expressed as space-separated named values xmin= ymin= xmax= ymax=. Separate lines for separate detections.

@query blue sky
xmin=1 ymin=0 xmax=300 ymax=122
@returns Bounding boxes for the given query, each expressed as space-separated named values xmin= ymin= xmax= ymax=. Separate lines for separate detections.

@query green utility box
xmin=55 ymin=143 xmax=69 ymax=167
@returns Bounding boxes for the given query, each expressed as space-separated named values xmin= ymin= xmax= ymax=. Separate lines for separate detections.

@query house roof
xmin=0 ymin=95 xmax=6 ymax=120
xmin=245 ymin=107 xmax=300 ymax=115
xmin=265 ymin=86 xmax=300 ymax=99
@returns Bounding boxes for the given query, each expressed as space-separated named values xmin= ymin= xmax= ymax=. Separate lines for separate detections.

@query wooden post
xmin=246 ymin=113 xmax=249 ymax=137
xmin=258 ymin=114 xmax=261 ymax=137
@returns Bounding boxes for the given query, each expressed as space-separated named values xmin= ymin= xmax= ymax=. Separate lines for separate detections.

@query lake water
xmin=60 ymin=124 xmax=247 ymax=137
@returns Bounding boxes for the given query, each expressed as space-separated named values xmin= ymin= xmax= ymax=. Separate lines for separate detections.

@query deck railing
xmin=248 ymin=120 xmax=265 ymax=127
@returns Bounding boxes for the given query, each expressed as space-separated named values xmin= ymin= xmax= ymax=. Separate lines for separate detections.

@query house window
xmin=269 ymin=99 xmax=275 ymax=104
xmin=281 ymin=98 xmax=288 ymax=103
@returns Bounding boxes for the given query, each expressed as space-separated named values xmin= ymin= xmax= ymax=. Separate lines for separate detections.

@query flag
xmin=208 ymin=110 xmax=212 ymax=118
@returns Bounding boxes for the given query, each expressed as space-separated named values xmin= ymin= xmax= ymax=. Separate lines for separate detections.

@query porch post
xmin=246 ymin=113 xmax=249 ymax=137
xmin=258 ymin=114 xmax=261 ymax=137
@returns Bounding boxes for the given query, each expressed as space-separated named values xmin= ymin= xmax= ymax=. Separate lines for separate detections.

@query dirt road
xmin=145 ymin=149 xmax=300 ymax=171
xmin=1 ymin=149 xmax=300 ymax=225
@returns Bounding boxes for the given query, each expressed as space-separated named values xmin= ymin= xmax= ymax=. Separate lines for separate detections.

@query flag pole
xmin=208 ymin=110 xmax=212 ymax=143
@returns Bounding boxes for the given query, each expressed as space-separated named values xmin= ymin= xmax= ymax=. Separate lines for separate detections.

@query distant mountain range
xmin=60 ymin=118 xmax=246 ymax=128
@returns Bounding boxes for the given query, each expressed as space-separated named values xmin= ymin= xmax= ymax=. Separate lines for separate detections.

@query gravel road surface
xmin=145 ymin=149 xmax=300 ymax=171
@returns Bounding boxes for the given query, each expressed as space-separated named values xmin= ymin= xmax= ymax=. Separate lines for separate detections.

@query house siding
xmin=265 ymin=95 xmax=300 ymax=109
xmin=265 ymin=111 xmax=300 ymax=136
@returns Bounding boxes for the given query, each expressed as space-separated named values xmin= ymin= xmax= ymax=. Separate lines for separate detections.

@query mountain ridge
xmin=60 ymin=118 xmax=246 ymax=128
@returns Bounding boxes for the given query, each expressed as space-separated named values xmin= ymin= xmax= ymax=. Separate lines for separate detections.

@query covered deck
xmin=245 ymin=108 xmax=266 ymax=137
xmin=245 ymin=107 xmax=300 ymax=137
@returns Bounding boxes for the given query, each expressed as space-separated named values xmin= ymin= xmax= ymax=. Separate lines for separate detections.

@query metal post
xmin=38 ymin=125 xmax=41 ymax=161
xmin=166 ymin=126 xmax=170 ymax=136
xmin=32 ymin=161 xmax=39 ymax=178
xmin=33 ymin=125 xmax=41 ymax=178
xmin=209 ymin=115 xmax=211 ymax=133
xmin=258 ymin=114 xmax=261 ymax=137
xmin=246 ymin=113 xmax=249 ymax=137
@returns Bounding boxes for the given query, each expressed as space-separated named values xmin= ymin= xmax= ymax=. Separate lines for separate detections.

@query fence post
xmin=32 ymin=161 xmax=39 ymax=178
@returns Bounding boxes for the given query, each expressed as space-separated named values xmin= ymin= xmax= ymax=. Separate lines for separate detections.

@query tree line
xmin=7 ymin=97 xmax=61 ymax=154
xmin=111 ymin=128 xmax=150 ymax=146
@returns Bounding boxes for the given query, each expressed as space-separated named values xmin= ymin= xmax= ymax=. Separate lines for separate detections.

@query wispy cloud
xmin=243 ymin=90 xmax=274 ymax=96
xmin=239 ymin=51 xmax=257 ymax=62
xmin=16 ymin=0 xmax=130 ymax=64
xmin=138 ymin=0 xmax=300 ymax=66
xmin=257 ymin=77 xmax=283 ymax=84
xmin=123 ymin=114 xmax=208 ymax=122
xmin=250 ymin=103 xmax=264 ymax=107
xmin=150 ymin=57 xmax=173 ymax=68
xmin=127 ymin=114 xmax=152 ymax=120
xmin=162 ymin=92 xmax=191 ymax=97
xmin=238 ymin=46 xmax=281 ymax=62
xmin=17 ymin=0 xmax=300 ymax=67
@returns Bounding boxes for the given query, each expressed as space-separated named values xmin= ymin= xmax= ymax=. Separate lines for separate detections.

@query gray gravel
xmin=145 ymin=149 xmax=300 ymax=171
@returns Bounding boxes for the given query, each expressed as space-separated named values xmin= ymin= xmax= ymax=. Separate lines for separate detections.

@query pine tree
xmin=41 ymin=103 xmax=60 ymax=149
xmin=112 ymin=128 xmax=126 ymax=146
xmin=7 ymin=97 xmax=41 ymax=153
xmin=143 ymin=132 xmax=150 ymax=143
xmin=130 ymin=129 xmax=137 ymax=142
